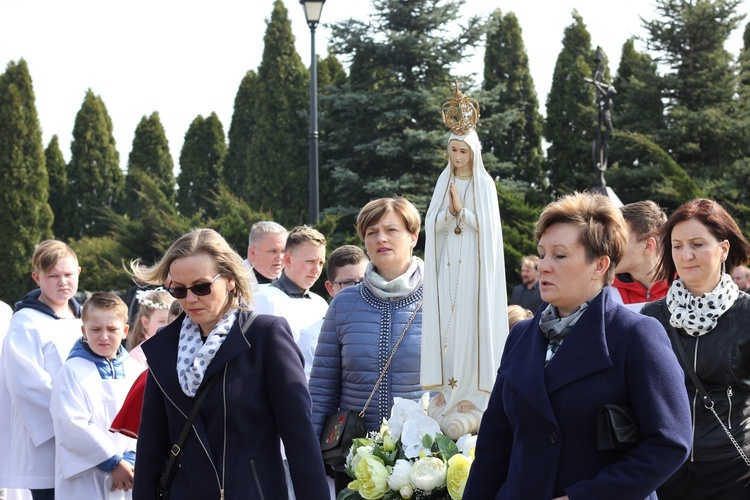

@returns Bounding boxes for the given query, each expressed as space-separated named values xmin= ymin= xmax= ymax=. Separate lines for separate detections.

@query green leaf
xmin=435 ymin=433 xmax=459 ymax=461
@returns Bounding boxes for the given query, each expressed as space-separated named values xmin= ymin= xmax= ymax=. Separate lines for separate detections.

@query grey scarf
xmin=364 ymin=256 xmax=424 ymax=301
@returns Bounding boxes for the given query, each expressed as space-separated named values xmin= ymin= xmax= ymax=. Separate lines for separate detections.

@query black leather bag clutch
xmin=597 ymin=404 xmax=640 ymax=450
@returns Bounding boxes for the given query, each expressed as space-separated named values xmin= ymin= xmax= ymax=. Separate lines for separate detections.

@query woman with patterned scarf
xmin=642 ymin=199 xmax=750 ymax=499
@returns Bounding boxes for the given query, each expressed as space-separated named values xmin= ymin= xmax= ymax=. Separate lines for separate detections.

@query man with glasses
xmin=298 ymin=245 xmax=369 ymax=381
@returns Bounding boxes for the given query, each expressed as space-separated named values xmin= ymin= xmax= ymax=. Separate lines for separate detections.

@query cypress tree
xmin=245 ymin=0 xmax=309 ymax=226
xmin=176 ymin=113 xmax=226 ymax=219
xmin=224 ymin=70 xmax=258 ymax=201
xmin=66 ymin=89 xmax=123 ymax=238
xmin=611 ymin=38 xmax=665 ymax=137
xmin=45 ymin=135 xmax=69 ymax=238
xmin=124 ymin=112 xmax=175 ymax=218
xmin=643 ymin=0 xmax=745 ymax=182
xmin=483 ymin=9 xmax=545 ymax=200
xmin=544 ymin=11 xmax=601 ymax=196
xmin=0 ymin=59 xmax=53 ymax=302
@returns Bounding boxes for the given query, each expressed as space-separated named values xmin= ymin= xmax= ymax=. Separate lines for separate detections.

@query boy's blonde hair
xmin=285 ymin=225 xmax=326 ymax=254
xmin=82 ymin=292 xmax=128 ymax=325
xmin=33 ymin=240 xmax=78 ymax=273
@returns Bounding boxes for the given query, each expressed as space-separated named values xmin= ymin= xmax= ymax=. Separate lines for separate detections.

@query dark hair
xmin=655 ymin=199 xmax=750 ymax=283
xmin=326 ymin=245 xmax=368 ymax=281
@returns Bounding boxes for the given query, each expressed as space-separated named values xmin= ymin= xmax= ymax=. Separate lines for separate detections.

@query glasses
xmin=332 ymin=279 xmax=362 ymax=289
xmin=167 ymin=273 xmax=223 ymax=299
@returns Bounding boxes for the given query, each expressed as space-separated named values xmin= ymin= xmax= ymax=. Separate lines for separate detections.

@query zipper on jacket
xmin=689 ymin=337 xmax=700 ymax=462
xmin=150 ymin=366 xmax=225 ymax=496
xmin=727 ymin=386 xmax=733 ymax=430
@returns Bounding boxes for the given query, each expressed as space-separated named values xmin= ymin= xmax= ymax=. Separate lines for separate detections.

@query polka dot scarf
xmin=176 ymin=309 xmax=237 ymax=397
xmin=666 ymin=273 xmax=738 ymax=337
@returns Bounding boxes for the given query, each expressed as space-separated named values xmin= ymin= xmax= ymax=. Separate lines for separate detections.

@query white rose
xmin=387 ymin=459 xmax=413 ymax=491
xmin=399 ymin=484 xmax=414 ymax=499
xmin=409 ymin=456 xmax=447 ymax=493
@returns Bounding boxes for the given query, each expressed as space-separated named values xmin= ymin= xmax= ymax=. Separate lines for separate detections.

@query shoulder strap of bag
xmin=159 ymin=311 xmax=259 ymax=493
xmin=359 ymin=299 xmax=422 ymax=418
xmin=667 ymin=325 xmax=750 ymax=466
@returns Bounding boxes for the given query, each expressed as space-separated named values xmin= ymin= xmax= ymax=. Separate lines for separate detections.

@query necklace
xmin=454 ymin=170 xmax=472 ymax=180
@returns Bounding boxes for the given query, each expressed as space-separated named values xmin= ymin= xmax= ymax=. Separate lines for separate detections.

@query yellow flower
xmin=354 ymin=450 xmax=390 ymax=499
xmin=383 ymin=433 xmax=397 ymax=452
xmin=447 ymin=453 xmax=473 ymax=500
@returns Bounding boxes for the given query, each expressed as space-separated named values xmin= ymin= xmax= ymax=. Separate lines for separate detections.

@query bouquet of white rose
xmin=337 ymin=395 xmax=476 ymax=500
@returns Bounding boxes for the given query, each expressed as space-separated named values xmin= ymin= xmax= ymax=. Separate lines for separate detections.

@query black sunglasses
xmin=167 ymin=273 xmax=222 ymax=299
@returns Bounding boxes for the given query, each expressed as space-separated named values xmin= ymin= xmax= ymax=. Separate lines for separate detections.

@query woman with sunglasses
xmin=130 ymin=228 xmax=329 ymax=500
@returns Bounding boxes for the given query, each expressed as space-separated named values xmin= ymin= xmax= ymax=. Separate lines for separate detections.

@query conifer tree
xmin=611 ymin=39 xmax=664 ymax=137
xmin=0 ymin=59 xmax=53 ymax=302
xmin=245 ymin=0 xmax=309 ymax=226
xmin=643 ymin=0 xmax=745 ymax=181
xmin=224 ymin=70 xmax=258 ymax=201
xmin=483 ymin=9 xmax=545 ymax=199
xmin=66 ymin=89 xmax=123 ymax=238
xmin=125 ymin=111 xmax=174 ymax=219
xmin=45 ymin=135 xmax=69 ymax=238
xmin=544 ymin=11 xmax=601 ymax=196
xmin=323 ymin=0 xmax=485 ymax=216
xmin=176 ymin=113 xmax=226 ymax=219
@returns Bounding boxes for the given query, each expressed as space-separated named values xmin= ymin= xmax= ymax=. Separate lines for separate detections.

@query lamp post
xmin=300 ymin=0 xmax=326 ymax=225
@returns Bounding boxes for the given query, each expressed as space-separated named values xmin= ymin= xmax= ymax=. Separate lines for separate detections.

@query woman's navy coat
xmin=464 ymin=287 xmax=692 ymax=499
xmin=132 ymin=311 xmax=329 ymax=500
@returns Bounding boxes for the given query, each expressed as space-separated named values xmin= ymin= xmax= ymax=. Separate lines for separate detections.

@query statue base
xmin=426 ymin=395 xmax=483 ymax=440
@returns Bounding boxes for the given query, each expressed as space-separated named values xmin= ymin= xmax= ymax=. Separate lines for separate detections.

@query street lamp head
xmin=300 ymin=0 xmax=326 ymax=29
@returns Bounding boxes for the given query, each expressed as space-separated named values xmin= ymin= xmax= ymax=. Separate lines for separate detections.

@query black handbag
xmin=319 ymin=300 xmax=422 ymax=467
xmin=597 ymin=404 xmax=639 ymax=450
xmin=320 ymin=410 xmax=366 ymax=466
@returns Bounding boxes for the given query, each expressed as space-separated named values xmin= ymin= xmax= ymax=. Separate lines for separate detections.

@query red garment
xmin=109 ymin=370 xmax=147 ymax=438
xmin=612 ymin=274 xmax=669 ymax=304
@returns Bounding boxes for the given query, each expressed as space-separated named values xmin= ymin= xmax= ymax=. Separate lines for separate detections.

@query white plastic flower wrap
xmin=409 ymin=456 xmax=447 ymax=493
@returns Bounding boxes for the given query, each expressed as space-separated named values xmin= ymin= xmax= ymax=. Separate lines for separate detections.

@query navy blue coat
xmin=132 ymin=311 xmax=329 ymax=500
xmin=464 ymin=287 xmax=692 ymax=499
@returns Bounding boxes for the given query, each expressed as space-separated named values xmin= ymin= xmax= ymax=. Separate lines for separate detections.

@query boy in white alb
xmin=253 ymin=225 xmax=328 ymax=342
xmin=50 ymin=292 xmax=145 ymax=499
xmin=0 ymin=240 xmax=83 ymax=500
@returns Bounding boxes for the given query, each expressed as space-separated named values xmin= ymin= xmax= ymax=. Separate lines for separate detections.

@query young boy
xmin=0 ymin=240 xmax=83 ymax=498
xmin=50 ymin=292 xmax=145 ymax=499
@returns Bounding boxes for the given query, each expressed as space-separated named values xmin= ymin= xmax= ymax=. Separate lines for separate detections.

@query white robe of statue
xmin=422 ymin=130 xmax=509 ymax=439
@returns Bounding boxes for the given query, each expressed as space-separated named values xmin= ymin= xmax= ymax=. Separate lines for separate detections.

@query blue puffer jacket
xmin=309 ymin=282 xmax=423 ymax=437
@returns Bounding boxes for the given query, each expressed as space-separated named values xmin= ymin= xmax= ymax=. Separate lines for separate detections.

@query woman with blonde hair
xmin=464 ymin=192 xmax=692 ymax=499
xmin=131 ymin=228 xmax=328 ymax=499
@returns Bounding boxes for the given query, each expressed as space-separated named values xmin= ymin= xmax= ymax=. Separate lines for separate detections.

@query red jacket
xmin=612 ymin=274 xmax=669 ymax=304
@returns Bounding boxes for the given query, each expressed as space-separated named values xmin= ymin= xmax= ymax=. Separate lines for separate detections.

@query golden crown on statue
xmin=441 ymin=80 xmax=480 ymax=135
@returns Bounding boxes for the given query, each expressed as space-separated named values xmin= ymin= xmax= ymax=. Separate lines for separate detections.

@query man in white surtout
xmin=252 ymin=225 xmax=328 ymax=343
xmin=243 ymin=221 xmax=288 ymax=294
xmin=422 ymin=83 xmax=509 ymax=439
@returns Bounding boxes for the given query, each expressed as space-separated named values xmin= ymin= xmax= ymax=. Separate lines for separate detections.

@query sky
xmin=1 ymin=0 xmax=748 ymax=173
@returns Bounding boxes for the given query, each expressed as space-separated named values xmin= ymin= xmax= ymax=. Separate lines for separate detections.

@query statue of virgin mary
xmin=421 ymin=83 xmax=509 ymax=439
